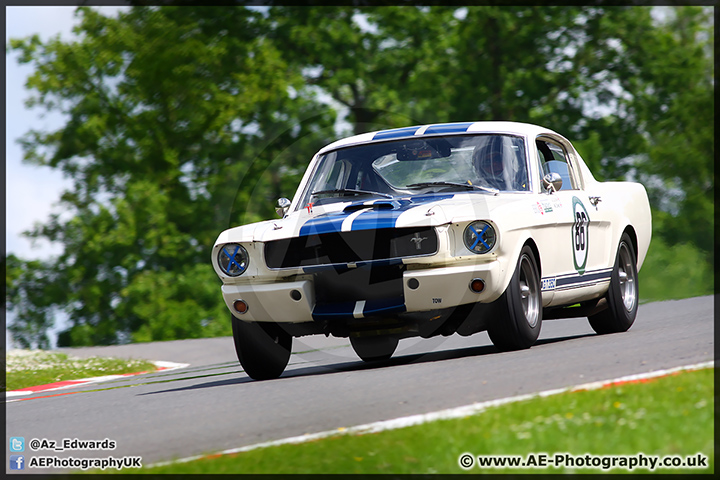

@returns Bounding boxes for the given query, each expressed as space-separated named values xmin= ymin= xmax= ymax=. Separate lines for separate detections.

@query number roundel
xmin=571 ymin=196 xmax=589 ymax=274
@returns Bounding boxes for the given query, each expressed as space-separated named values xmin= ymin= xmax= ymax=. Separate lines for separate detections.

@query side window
xmin=536 ymin=139 xmax=575 ymax=190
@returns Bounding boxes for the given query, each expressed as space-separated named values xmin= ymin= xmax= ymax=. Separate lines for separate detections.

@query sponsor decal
xmin=541 ymin=277 xmax=556 ymax=291
xmin=533 ymin=199 xmax=560 ymax=216
xmin=533 ymin=200 xmax=554 ymax=215
xmin=571 ymin=197 xmax=590 ymax=274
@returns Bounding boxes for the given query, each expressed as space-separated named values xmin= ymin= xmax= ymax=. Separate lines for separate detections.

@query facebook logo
xmin=9 ymin=437 xmax=25 ymax=452
xmin=9 ymin=455 xmax=24 ymax=470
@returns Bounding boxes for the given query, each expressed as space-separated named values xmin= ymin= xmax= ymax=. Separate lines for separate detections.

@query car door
xmin=535 ymin=135 xmax=613 ymax=299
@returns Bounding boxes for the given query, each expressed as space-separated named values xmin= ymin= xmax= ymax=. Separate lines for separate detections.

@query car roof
xmin=317 ymin=121 xmax=562 ymax=155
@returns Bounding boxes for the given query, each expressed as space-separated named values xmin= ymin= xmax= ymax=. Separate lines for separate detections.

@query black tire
xmin=231 ymin=316 xmax=292 ymax=380
xmin=588 ymin=233 xmax=638 ymax=334
xmin=487 ymin=245 xmax=542 ymax=351
xmin=350 ymin=335 xmax=398 ymax=362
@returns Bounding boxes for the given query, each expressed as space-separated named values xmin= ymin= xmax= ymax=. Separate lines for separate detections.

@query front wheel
xmin=588 ymin=233 xmax=638 ymax=334
xmin=487 ymin=245 xmax=542 ymax=351
xmin=350 ymin=335 xmax=398 ymax=362
xmin=231 ymin=316 xmax=292 ymax=380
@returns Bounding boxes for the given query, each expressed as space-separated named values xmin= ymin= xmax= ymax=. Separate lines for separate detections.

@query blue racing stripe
xmin=555 ymin=269 xmax=613 ymax=289
xmin=298 ymin=213 xmax=347 ymax=236
xmin=350 ymin=194 xmax=454 ymax=231
xmin=298 ymin=194 xmax=454 ymax=237
xmin=351 ymin=210 xmax=404 ymax=230
xmin=372 ymin=126 xmax=421 ymax=140
xmin=423 ymin=122 xmax=475 ymax=135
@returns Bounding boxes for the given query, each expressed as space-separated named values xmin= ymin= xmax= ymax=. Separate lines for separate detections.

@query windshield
xmin=297 ymin=134 xmax=529 ymax=209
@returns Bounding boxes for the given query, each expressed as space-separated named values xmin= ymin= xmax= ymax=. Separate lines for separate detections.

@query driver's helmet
xmin=472 ymin=136 xmax=507 ymax=189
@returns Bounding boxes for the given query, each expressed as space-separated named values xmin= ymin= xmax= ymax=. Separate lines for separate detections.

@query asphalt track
xmin=5 ymin=295 xmax=714 ymax=474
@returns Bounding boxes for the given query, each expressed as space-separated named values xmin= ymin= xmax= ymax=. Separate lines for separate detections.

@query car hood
xmin=215 ymin=192 xmax=524 ymax=245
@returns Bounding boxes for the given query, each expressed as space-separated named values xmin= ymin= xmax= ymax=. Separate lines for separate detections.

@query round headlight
xmin=463 ymin=221 xmax=496 ymax=254
xmin=218 ymin=243 xmax=249 ymax=276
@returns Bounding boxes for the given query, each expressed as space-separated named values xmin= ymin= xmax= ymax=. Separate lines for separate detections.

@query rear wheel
xmin=350 ymin=335 xmax=398 ymax=362
xmin=231 ymin=316 xmax=292 ymax=380
xmin=588 ymin=233 xmax=638 ymax=334
xmin=487 ymin=245 xmax=542 ymax=351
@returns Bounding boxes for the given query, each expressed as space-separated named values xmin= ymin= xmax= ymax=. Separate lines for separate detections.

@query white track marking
xmin=147 ymin=360 xmax=713 ymax=468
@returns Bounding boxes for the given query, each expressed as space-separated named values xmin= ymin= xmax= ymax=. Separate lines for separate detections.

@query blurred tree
xmin=268 ymin=6 xmax=454 ymax=134
xmin=8 ymin=6 xmax=335 ymax=346
xmin=6 ymin=254 xmax=60 ymax=349
xmin=628 ymin=7 xmax=714 ymax=258
xmin=569 ymin=6 xmax=713 ymax=258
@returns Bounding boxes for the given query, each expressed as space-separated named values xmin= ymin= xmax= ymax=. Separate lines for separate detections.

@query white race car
xmin=212 ymin=121 xmax=651 ymax=380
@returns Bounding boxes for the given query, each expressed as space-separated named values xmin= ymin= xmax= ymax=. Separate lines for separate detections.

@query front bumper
xmin=221 ymin=260 xmax=502 ymax=323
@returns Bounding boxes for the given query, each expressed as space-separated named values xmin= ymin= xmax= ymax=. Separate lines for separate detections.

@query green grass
xmin=638 ymin=236 xmax=714 ymax=302
xmin=135 ymin=367 xmax=713 ymax=474
xmin=5 ymin=350 xmax=158 ymax=391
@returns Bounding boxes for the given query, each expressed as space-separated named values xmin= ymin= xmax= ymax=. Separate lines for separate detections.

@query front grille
xmin=314 ymin=263 xmax=405 ymax=305
xmin=264 ymin=226 xmax=437 ymax=269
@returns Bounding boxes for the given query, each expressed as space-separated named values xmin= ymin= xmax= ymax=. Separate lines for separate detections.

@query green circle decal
xmin=571 ymin=196 xmax=589 ymax=274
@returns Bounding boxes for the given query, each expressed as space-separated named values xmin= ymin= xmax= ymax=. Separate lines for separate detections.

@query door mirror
xmin=542 ymin=172 xmax=563 ymax=193
xmin=275 ymin=197 xmax=291 ymax=217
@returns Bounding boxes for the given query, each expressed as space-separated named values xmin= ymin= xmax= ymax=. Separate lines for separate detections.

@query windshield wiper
xmin=311 ymin=188 xmax=393 ymax=199
xmin=406 ymin=182 xmax=499 ymax=195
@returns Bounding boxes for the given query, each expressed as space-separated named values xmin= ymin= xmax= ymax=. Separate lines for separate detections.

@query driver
xmin=472 ymin=137 xmax=508 ymax=190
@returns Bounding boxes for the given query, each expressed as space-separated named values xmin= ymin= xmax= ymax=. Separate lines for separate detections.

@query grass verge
xmin=135 ymin=367 xmax=713 ymax=474
xmin=5 ymin=350 xmax=158 ymax=391
xmin=638 ymin=236 xmax=713 ymax=302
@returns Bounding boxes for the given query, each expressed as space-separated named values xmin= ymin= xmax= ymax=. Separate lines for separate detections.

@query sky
xmin=6 ymin=6 xmax=130 ymax=259
xmin=6 ymin=6 xmax=128 ymax=348
xmin=6 ymin=6 xmax=75 ymax=259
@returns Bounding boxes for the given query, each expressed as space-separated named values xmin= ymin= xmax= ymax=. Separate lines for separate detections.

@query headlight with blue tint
xmin=463 ymin=221 xmax=496 ymax=254
xmin=218 ymin=243 xmax=249 ymax=276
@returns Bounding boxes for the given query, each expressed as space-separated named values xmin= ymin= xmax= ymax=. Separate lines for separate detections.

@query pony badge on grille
xmin=410 ymin=232 xmax=428 ymax=250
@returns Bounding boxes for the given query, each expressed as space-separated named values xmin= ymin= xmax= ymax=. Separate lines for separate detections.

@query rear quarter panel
xmin=589 ymin=180 xmax=652 ymax=270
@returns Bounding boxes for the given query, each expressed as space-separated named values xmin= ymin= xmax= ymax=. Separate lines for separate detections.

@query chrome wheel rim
xmin=617 ymin=243 xmax=637 ymax=312
xmin=519 ymin=255 xmax=540 ymax=328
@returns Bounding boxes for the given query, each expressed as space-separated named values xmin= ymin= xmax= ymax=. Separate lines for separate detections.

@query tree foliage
xmin=8 ymin=6 xmax=336 ymax=346
xmin=7 ymin=5 xmax=713 ymax=347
